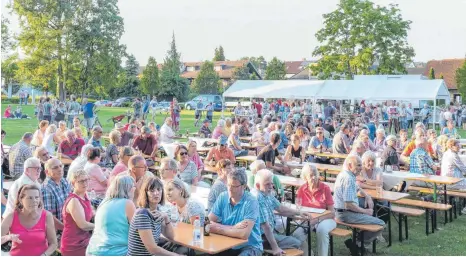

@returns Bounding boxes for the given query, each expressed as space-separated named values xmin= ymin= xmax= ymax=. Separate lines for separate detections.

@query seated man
xmin=132 ymin=126 xmax=158 ymax=158
xmin=209 ymin=169 xmax=263 ymax=256
xmin=333 ymin=155 xmax=385 ymax=255
xmin=349 ymin=141 xmax=366 ymax=158
xmin=239 ymin=118 xmax=250 ymax=137
xmin=159 ymin=117 xmax=175 ymax=144
xmin=205 ymin=136 xmax=236 ymax=164
xmin=42 ymin=158 xmax=72 ymax=231
xmin=332 ymin=124 xmax=351 ymax=154
xmin=401 ymin=128 xmax=435 ymax=164
xmin=252 ymin=169 xmax=311 ymax=255
xmin=115 ymin=122 xmax=134 ymax=147
xmin=199 ymin=119 xmax=212 ymax=138
xmin=33 ymin=146 xmax=51 ymax=182
xmin=58 ymin=130 xmax=85 ymax=160
xmin=247 ymin=160 xmax=284 ymax=199
xmin=8 ymin=132 xmax=34 ymax=180
xmin=409 ymin=137 xmax=438 ymax=179
xmin=309 ymin=127 xmax=333 ymax=163
xmin=88 ymin=126 xmax=104 ymax=152
xmin=118 ymin=155 xmax=154 ymax=202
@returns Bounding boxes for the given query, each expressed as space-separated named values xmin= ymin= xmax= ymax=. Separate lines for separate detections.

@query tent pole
xmin=433 ymin=99 xmax=436 ymax=131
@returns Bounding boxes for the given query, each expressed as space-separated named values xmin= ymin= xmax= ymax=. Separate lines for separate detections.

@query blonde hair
xmin=165 ymin=179 xmax=190 ymax=199
xmin=437 ymin=135 xmax=449 ymax=152
xmin=109 ymin=130 xmax=121 ymax=144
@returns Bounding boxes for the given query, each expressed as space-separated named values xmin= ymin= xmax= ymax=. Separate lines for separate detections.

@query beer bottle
xmin=204 ymin=210 xmax=211 ymax=236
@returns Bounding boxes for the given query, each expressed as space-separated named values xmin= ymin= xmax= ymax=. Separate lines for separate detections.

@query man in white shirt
xmin=387 ymin=101 xmax=399 ymax=134
xmin=3 ymin=157 xmax=41 ymax=218
xmin=149 ymin=96 xmax=158 ymax=121
xmin=159 ymin=117 xmax=176 ymax=144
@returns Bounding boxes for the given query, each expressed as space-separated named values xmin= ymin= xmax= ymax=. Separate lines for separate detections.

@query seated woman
xmin=106 ymin=130 xmax=121 ymax=168
xmin=84 ymin=147 xmax=109 ymax=197
xmin=251 ymin=124 xmax=268 ymax=149
xmin=109 ymin=146 xmax=135 ymax=183
xmin=175 ymin=145 xmax=210 ymax=188
xmin=164 ymin=179 xmax=206 ymax=254
xmin=86 ymin=175 xmax=136 ymax=256
xmin=14 ymin=106 xmax=22 ymax=119
xmin=207 ymin=159 xmax=233 ymax=210
xmin=373 ymin=128 xmax=386 ymax=151
xmin=67 ymin=144 xmax=93 ymax=183
xmin=441 ymin=120 xmax=459 ymax=138
xmin=284 ymin=134 xmax=305 ymax=163
xmin=257 ymin=133 xmax=291 ymax=175
xmin=61 ymin=169 xmax=94 ymax=256
xmin=1 ymin=184 xmax=58 ymax=256
xmin=186 ymin=140 xmax=204 ymax=178
xmin=211 ymin=119 xmax=229 ymax=139
xmin=380 ymin=135 xmax=399 ymax=171
xmin=4 ymin=105 xmax=12 ymax=118
xmin=31 ymin=120 xmax=49 ymax=147
xmin=296 ymin=164 xmax=336 ymax=256
xmin=435 ymin=135 xmax=449 ymax=162
xmin=441 ymin=139 xmax=466 ymax=194
xmin=41 ymin=124 xmax=60 ymax=156
xmin=227 ymin=124 xmax=248 ymax=157
xmin=358 ymin=151 xmax=384 ymax=190
xmin=128 ymin=177 xmax=177 ymax=256
xmin=295 ymin=127 xmax=310 ymax=150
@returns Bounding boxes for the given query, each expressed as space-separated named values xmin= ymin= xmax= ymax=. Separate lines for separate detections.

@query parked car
xmin=94 ymin=100 xmax=112 ymax=107
xmin=155 ymin=101 xmax=170 ymax=113
xmin=184 ymin=94 xmax=223 ymax=111
xmin=112 ymin=97 xmax=133 ymax=107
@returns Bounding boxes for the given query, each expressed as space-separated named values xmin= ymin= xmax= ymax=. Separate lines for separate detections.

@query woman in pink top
xmin=1 ymin=184 xmax=57 ymax=256
xmin=296 ymin=164 xmax=336 ymax=256
xmin=109 ymin=146 xmax=135 ymax=183
xmin=211 ymin=119 xmax=229 ymax=139
xmin=4 ymin=105 xmax=12 ymax=118
xmin=61 ymin=170 xmax=94 ymax=256
xmin=83 ymin=147 xmax=109 ymax=197
xmin=186 ymin=140 xmax=204 ymax=177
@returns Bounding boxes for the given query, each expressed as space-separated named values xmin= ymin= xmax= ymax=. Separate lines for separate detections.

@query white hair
xmin=376 ymin=128 xmax=385 ymax=136
xmin=300 ymin=163 xmax=318 ymax=180
xmin=361 ymin=151 xmax=376 ymax=163
xmin=23 ymin=157 xmax=41 ymax=174
xmin=254 ymin=169 xmax=274 ymax=186
xmin=250 ymin=160 xmax=265 ymax=173
xmin=217 ymin=119 xmax=226 ymax=127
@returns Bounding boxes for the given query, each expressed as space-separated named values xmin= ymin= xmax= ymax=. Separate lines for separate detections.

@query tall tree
xmin=456 ymin=60 xmax=466 ymax=100
xmin=439 ymin=74 xmax=444 ymax=80
xmin=140 ymin=57 xmax=160 ymax=95
xmin=429 ymin=67 xmax=436 ymax=79
xmin=241 ymin=56 xmax=266 ymax=73
xmin=232 ymin=65 xmax=257 ymax=81
xmin=311 ymin=0 xmax=415 ymax=79
xmin=1 ymin=15 xmax=15 ymax=53
xmin=192 ymin=61 xmax=220 ymax=94
xmin=265 ymin=57 xmax=286 ymax=80
xmin=159 ymin=32 xmax=189 ymax=100
xmin=1 ymin=14 xmax=19 ymax=95
xmin=213 ymin=45 xmax=226 ymax=61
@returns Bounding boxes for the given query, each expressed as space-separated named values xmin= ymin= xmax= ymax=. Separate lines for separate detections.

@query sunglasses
xmin=179 ymin=152 xmax=188 ymax=156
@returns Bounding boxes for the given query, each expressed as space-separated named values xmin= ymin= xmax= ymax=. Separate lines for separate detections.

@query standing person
xmin=406 ymin=103 xmax=414 ymax=130
xmin=132 ymin=98 xmax=142 ymax=119
xmin=37 ymin=99 xmax=44 ymax=121
xmin=399 ymin=103 xmax=408 ymax=130
xmin=43 ymin=97 xmax=53 ymax=122
xmin=150 ymin=96 xmax=158 ymax=121
xmin=1 ymin=184 xmax=58 ymax=256
xmin=142 ymin=97 xmax=150 ymax=121
xmin=206 ymin=102 xmax=214 ymax=123
xmin=19 ymin=90 xmax=24 ymax=105
xmin=194 ymin=99 xmax=203 ymax=127
xmin=324 ymin=102 xmax=336 ymax=120
xmin=67 ymin=95 xmax=81 ymax=128
xmin=387 ymin=101 xmax=399 ymax=135
xmin=82 ymin=98 xmax=95 ymax=135
xmin=61 ymin=169 xmax=94 ymax=256
xmin=253 ymin=99 xmax=263 ymax=119
xmin=419 ymin=104 xmax=431 ymax=128
xmin=55 ymin=102 xmax=66 ymax=123
xmin=170 ymin=97 xmax=181 ymax=131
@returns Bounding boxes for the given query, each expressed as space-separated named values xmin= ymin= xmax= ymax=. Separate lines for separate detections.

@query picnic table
xmin=239 ymin=136 xmax=252 ymax=142
xmin=170 ymin=222 xmax=248 ymax=255
xmin=382 ymin=171 xmax=424 ymax=191
xmin=235 ymin=155 xmax=257 ymax=166
xmin=202 ymin=165 xmax=217 ymax=174
xmin=189 ymin=137 xmax=217 ymax=147
xmin=306 ymin=151 xmax=348 ymax=159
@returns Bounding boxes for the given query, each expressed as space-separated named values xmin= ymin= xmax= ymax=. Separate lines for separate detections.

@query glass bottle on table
xmin=204 ymin=209 xmax=210 ymax=236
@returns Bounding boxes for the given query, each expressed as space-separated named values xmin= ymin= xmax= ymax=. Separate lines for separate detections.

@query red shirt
xmin=59 ymin=138 xmax=85 ymax=160
xmin=254 ymin=103 xmax=262 ymax=115
xmin=277 ymin=99 xmax=282 ymax=105
xmin=296 ymin=182 xmax=334 ymax=209
xmin=132 ymin=134 xmax=158 ymax=155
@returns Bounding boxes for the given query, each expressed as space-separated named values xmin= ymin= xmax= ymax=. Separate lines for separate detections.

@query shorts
xmin=84 ymin=117 xmax=95 ymax=129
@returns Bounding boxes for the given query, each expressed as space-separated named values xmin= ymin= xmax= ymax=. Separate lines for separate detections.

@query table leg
xmin=433 ymin=183 xmax=438 ymax=202
xmin=360 ymin=230 xmax=365 ymax=256
xmin=307 ymin=220 xmax=312 ymax=256
xmin=291 ymin=186 xmax=296 ymax=204
xmin=388 ymin=205 xmax=392 ymax=247
xmin=324 ymin=170 xmax=327 ymax=182
xmin=398 ymin=213 xmax=403 ymax=242
xmin=285 ymin=217 xmax=291 ymax=236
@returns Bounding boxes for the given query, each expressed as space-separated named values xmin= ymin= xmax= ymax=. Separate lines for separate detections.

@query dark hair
xmin=240 ymin=118 xmax=248 ymax=124
xmin=1 ymin=129 xmax=5 ymax=135
xmin=15 ymin=184 xmax=43 ymax=211
xmin=216 ymin=159 xmax=232 ymax=170
xmin=137 ymin=177 xmax=165 ymax=208
xmin=87 ymin=147 xmax=101 ymax=161
xmin=174 ymin=145 xmax=188 ymax=161
xmin=270 ymin=132 xmax=281 ymax=145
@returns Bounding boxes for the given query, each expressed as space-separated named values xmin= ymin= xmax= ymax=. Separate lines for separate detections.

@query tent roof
xmin=223 ymin=80 xmax=324 ymax=99
xmin=224 ymin=79 xmax=450 ymax=101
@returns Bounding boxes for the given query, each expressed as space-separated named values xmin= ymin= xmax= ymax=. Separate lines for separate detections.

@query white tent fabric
xmin=224 ymin=79 xmax=450 ymax=102
xmin=222 ymin=80 xmax=324 ymax=99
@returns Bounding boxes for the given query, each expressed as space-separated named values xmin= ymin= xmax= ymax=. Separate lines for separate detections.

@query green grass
xmin=1 ymin=103 xmax=466 ymax=255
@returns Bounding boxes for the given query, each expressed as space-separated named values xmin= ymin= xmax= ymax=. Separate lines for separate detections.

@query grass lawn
xmin=1 ymin=103 xmax=466 ymax=255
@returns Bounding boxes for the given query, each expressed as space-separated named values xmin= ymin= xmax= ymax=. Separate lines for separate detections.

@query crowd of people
xmin=1 ymin=97 xmax=466 ymax=256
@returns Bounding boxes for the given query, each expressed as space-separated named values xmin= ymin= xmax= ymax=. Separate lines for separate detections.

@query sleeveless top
xmin=86 ymin=198 xmax=130 ymax=256
xmin=41 ymin=133 xmax=56 ymax=155
xmin=60 ymin=193 xmax=93 ymax=255
xmin=290 ymin=145 xmax=302 ymax=158
xmin=10 ymin=209 xmax=48 ymax=256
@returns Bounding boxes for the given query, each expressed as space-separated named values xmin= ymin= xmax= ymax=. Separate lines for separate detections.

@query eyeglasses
xmin=134 ymin=166 xmax=148 ymax=169
xmin=316 ymin=131 xmax=323 ymax=134
xmin=179 ymin=152 xmax=188 ymax=156
xmin=28 ymin=166 xmax=42 ymax=172
xmin=227 ymin=183 xmax=243 ymax=189
xmin=77 ymin=179 xmax=90 ymax=184
xmin=51 ymin=165 xmax=64 ymax=170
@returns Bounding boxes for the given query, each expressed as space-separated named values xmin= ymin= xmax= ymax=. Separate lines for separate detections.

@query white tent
xmin=222 ymin=80 xmax=324 ymax=99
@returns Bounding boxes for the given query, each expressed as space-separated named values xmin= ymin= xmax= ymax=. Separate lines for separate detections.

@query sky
xmin=2 ymin=0 xmax=466 ymax=66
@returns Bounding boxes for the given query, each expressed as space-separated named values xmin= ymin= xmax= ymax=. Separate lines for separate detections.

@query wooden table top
xmin=239 ymin=136 xmax=252 ymax=142
xmin=57 ymin=157 xmax=73 ymax=165
xmin=405 ymin=175 xmax=462 ymax=185
xmin=203 ymin=165 xmax=218 ymax=174
xmin=306 ymin=151 xmax=348 ymax=159
xmin=197 ymin=147 xmax=212 ymax=153
xmin=241 ymin=143 xmax=265 ymax=149
xmin=170 ymin=222 xmax=248 ymax=255
xmin=276 ymin=175 xmax=305 ymax=187
xmin=363 ymin=189 xmax=409 ymax=202
xmin=236 ymin=155 xmax=257 ymax=163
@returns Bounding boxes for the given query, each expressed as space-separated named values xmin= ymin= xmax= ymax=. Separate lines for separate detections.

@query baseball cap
xmin=218 ymin=136 xmax=228 ymax=145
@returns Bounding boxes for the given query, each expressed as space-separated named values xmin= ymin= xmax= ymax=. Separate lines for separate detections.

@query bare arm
xmin=67 ymin=198 xmax=94 ymax=231
xmin=125 ymin=200 xmax=136 ymax=223
xmin=1 ymin=213 xmax=14 ymax=243
xmin=284 ymin=146 xmax=292 ymax=161
xmin=43 ymin=212 xmax=58 ymax=256
xmin=138 ymin=229 xmax=179 ymax=256
xmin=261 ymin=223 xmax=282 ymax=253
xmin=208 ymin=213 xmax=255 ymax=240
xmin=345 ymin=202 xmax=372 ymax=215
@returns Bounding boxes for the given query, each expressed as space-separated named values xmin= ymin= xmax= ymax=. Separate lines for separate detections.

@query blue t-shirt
xmin=43 ymin=102 xmax=52 ymax=116
xmin=367 ymin=122 xmax=376 ymax=141
xmin=143 ymin=101 xmax=150 ymax=112
xmin=277 ymin=131 xmax=288 ymax=151
xmin=310 ymin=136 xmax=332 ymax=149
xmin=211 ymin=191 xmax=263 ymax=251
xmin=83 ymin=103 xmax=95 ymax=118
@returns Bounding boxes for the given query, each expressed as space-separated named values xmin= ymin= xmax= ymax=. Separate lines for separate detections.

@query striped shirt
xmin=207 ymin=178 xmax=227 ymax=211
xmin=42 ymin=177 xmax=72 ymax=222
xmin=127 ymin=208 xmax=162 ymax=256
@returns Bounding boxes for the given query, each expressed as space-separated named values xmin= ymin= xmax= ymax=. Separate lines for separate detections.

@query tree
xmin=456 ymin=60 xmax=466 ymax=100
xmin=439 ymin=74 xmax=444 ymax=80
xmin=265 ymin=57 xmax=286 ymax=80
xmin=192 ymin=61 xmax=220 ymax=94
xmin=141 ymin=57 xmax=160 ymax=95
xmin=1 ymin=15 xmax=15 ymax=53
xmin=241 ymin=56 xmax=267 ymax=74
xmin=213 ymin=45 xmax=225 ymax=61
xmin=159 ymin=32 xmax=189 ymax=101
xmin=429 ymin=67 xmax=436 ymax=79
xmin=311 ymin=0 xmax=415 ymax=79
xmin=232 ymin=65 xmax=258 ymax=81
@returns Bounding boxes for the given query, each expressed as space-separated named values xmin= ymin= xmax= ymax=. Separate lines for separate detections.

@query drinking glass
xmin=296 ymin=197 xmax=303 ymax=212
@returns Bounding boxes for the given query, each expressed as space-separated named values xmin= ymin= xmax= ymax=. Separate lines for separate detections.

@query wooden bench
xmin=390 ymin=205 xmax=425 ymax=242
xmin=264 ymin=248 xmax=304 ymax=256
xmin=417 ymin=188 xmax=466 ymax=220
xmin=329 ymin=228 xmax=352 ymax=256
xmin=393 ymin=198 xmax=451 ymax=235
xmin=335 ymin=220 xmax=384 ymax=256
